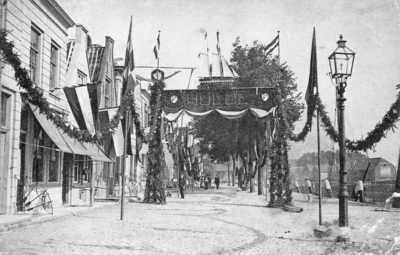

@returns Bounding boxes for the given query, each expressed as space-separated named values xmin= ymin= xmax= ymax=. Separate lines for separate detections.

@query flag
xmin=216 ymin=31 xmax=224 ymax=77
xmin=153 ymin=32 xmax=160 ymax=60
xmin=122 ymin=17 xmax=136 ymax=97
xmin=63 ymin=83 xmax=98 ymax=134
xmin=305 ymin=28 xmax=318 ymax=105
xmin=265 ymin=34 xmax=279 ymax=55
xmin=122 ymin=17 xmax=137 ymax=155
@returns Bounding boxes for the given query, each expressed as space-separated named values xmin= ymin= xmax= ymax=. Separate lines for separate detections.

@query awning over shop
xmin=30 ymin=104 xmax=112 ymax=162
xmin=82 ymin=143 xmax=114 ymax=162
xmin=30 ymin=103 xmax=74 ymax=154
xmin=99 ymin=108 xmax=125 ymax=157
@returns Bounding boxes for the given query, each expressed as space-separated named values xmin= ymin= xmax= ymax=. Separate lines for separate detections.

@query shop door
xmin=0 ymin=93 xmax=11 ymax=214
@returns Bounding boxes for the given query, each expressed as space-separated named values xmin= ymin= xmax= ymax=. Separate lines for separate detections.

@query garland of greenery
xmin=316 ymin=93 xmax=400 ymax=152
xmin=288 ymin=84 xmax=400 ymax=153
xmin=143 ymin=80 xmax=167 ymax=204
xmin=0 ymin=29 xmax=144 ymax=146
xmin=268 ymin=88 xmax=293 ymax=207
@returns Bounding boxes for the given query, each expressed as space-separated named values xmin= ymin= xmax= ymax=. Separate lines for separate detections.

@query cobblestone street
xmin=1 ymin=185 xmax=400 ymax=254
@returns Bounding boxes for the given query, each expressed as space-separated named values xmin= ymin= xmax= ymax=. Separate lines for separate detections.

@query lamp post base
xmin=336 ymin=232 xmax=350 ymax=243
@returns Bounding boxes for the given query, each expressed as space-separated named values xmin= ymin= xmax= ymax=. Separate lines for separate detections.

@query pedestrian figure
xmin=179 ymin=174 xmax=186 ymax=199
xmin=204 ymin=175 xmax=209 ymax=189
xmin=208 ymin=175 xmax=212 ymax=189
xmin=215 ymin=176 xmax=220 ymax=190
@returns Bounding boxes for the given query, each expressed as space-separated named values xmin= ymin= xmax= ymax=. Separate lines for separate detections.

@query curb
xmin=0 ymin=202 xmax=118 ymax=234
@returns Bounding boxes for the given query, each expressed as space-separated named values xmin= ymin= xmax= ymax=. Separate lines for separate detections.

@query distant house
xmin=350 ymin=158 xmax=396 ymax=183
xmin=311 ymin=164 xmax=331 ymax=181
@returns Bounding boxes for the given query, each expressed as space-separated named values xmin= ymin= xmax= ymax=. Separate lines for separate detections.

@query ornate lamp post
xmin=328 ymin=35 xmax=355 ymax=242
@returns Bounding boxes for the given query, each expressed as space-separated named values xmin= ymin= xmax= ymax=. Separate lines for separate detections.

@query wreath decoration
xmin=151 ymin=69 xmax=165 ymax=81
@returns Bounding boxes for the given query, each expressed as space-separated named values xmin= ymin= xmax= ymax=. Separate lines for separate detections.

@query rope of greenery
xmin=268 ymin=87 xmax=293 ymax=207
xmin=287 ymin=83 xmax=400 ymax=153
xmin=143 ymin=80 xmax=167 ymax=204
xmin=0 ymin=29 xmax=144 ymax=145
xmin=316 ymin=93 xmax=400 ymax=152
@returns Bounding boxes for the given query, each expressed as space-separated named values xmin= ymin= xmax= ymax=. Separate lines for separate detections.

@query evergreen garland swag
xmin=143 ymin=80 xmax=167 ymax=204
xmin=289 ymin=89 xmax=400 ymax=153
xmin=268 ymin=88 xmax=293 ymax=207
xmin=0 ymin=29 xmax=144 ymax=145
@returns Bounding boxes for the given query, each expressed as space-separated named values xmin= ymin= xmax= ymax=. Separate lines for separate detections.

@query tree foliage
xmin=193 ymin=38 xmax=304 ymax=201
xmin=297 ymin=150 xmax=369 ymax=167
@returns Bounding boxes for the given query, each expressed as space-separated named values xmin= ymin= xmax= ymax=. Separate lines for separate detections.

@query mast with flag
xmin=120 ymin=16 xmax=137 ymax=221
xmin=306 ymin=27 xmax=321 ymax=224
xmin=153 ymin=31 xmax=161 ymax=70
xmin=264 ymin=32 xmax=280 ymax=81
xmin=205 ymin=32 xmax=212 ymax=78
xmin=216 ymin=31 xmax=223 ymax=78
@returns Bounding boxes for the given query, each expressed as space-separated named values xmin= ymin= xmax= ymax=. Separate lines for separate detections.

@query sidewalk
xmin=0 ymin=201 xmax=118 ymax=233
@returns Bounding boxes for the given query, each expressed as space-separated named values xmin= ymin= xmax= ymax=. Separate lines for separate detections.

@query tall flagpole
xmin=278 ymin=31 xmax=280 ymax=82
xmin=205 ymin=32 xmax=211 ymax=78
xmin=157 ymin=31 xmax=160 ymax=70
xmin=120 ymin=110 xmax=130 ymax=220
xmin=317 ymin=87 xmax=322 ymax=225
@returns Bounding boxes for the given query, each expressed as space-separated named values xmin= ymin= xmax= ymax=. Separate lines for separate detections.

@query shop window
xmin=32 ymin=119 xmax=44 ymax=182
xmin=48 ymin=142 xmax=59 ymax=182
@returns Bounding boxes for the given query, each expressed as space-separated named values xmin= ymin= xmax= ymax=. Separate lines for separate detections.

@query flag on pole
xmin=153 ymin=32 xmax=160 ymax=60
xmin=305 ymin=27 xmax=318 ymax=105
xmin=216 ymin=31 xmax=224 ymax=77
xmin=264 ymin=34 xmax=279 ymax=55
xmin=122 ymin=17 xmax=136 ymax=97
xmin=122 ymin=17 xmax=137 ymax=155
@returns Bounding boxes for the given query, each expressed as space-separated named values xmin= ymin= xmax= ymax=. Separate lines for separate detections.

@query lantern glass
xmin=328 ymin=35 xmax=355 ymax=81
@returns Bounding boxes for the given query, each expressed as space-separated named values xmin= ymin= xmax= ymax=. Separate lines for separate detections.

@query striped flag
xmin=153 ymin=32 xmax=160 ymax=59
xmin=63 ymin=83 xmax=98 ymax=134
xmin=122 ymin=17 xmax=137 ymax=155
xmin=216 ymin=31 xmax=223 ymax=77
xmin=265 ymin=34 xmax=279 ymax=55
xmin=122 ymin=17 xmax=136 ymax=97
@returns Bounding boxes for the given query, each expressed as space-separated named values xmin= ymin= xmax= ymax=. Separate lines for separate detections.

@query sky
xmin=58 ymin=0 xmax=400 ymax=166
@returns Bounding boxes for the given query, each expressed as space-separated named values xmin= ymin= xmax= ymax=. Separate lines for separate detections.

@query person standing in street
xmin=215 ymin=176 xmax=220 ymax=190
xmin=179 ymin=174 xmax=186 ymax=199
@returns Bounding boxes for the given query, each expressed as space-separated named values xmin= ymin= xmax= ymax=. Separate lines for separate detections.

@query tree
xmin=230 ymin=38 xmax=304 ymax=205
xmin=193 ymin=38 xmax=304 ymax=204
xmin=297 ymin=150 xmax=368 ymax=166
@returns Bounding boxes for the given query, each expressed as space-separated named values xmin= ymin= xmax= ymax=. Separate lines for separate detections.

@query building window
xmin=77 ymin=69 xmax=87 ymax=84
xmin=49 ymin=44 xmax=59 ymax=90
xmin=30 ymin=27 xmax=41 ymax=84
xmin=1 ymin=93 xmax=10 ymax=127
xmin=104 ymin=78 xmax=111 ymax=108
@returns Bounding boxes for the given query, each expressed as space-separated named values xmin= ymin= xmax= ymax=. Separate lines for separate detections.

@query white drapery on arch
xmin=163 ymin=107 xmax=275 ymax=122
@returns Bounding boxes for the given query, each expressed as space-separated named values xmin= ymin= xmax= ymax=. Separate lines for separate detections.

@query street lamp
xmin=328 ymin=35 xmax=355 ymax=243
